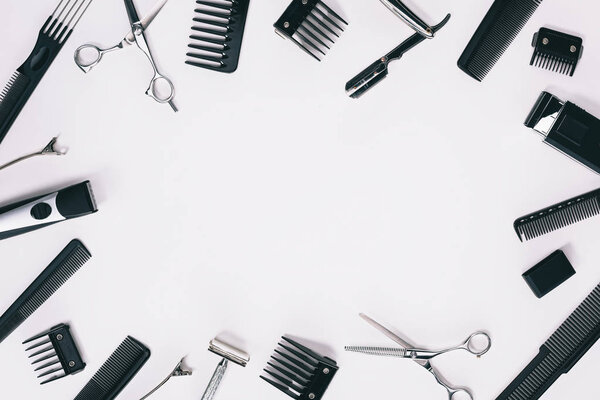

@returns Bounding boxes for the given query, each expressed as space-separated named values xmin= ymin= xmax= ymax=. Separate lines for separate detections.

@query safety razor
xmin=201 ymin=338 xmax=250 ymax=400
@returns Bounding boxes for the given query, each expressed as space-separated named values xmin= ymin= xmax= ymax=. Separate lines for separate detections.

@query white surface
xmin=0 ymin=0 xmax=599 ymax=399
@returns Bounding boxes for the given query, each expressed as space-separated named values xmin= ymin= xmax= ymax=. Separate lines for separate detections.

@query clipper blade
xmin=530 ymin=27 xmax=583 ymax=76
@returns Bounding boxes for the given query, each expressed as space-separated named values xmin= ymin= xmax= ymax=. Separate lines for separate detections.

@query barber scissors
xmin=345 ymin=314 xmax=492 ymax=400
xmin=74 ymin=0 xmax=177 ymax=111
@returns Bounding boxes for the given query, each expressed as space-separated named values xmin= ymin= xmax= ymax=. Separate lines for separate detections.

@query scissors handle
xmin=74 ymin=43 xmax=123 ymax=73
xmin=427 ymin=364 xmax=473 ymax=400
xmin=407 ymin=331 xmax=492 ymax=360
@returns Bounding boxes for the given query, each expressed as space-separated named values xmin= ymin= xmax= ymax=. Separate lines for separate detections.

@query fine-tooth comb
xmin=530 ymin=27 xmax=583 ymax=76
xmin=74 ymin=336 xmax=151 ymax=400
xmin=274 ymin=0 xmax=348 ymax=62
xmin=0 ymin=240 xmax=92 ymax=344
xmin=514 ymin=188 xmax=600 ymax=242
xmin=0 ymin=0 xmax=94 ymax=145
xmin=260 ymin=336 xmax=338 ymax=400
xmin=457 ymin=0 xmax=543 ymax=81
xmin=23 ymin=323 xmax=86 ymax=385
xmin=496 ymin=282 xmax=600 ymax=400
xmin=186 ymin=0 xmax=250 ymax=72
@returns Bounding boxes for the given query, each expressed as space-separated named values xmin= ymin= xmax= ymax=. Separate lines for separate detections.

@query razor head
xmin=261 ymin=336 xmax=338 ymax=400
xmin=274 ymin=0 xmax=348 ymax=61
xmin=345 ymin=58 xmax=389 ymax=99
xmin=208 ymin=338 xmax=250 ymax=367
xmin=514 ymin=188 xmax=600 ymax=242
xmin=23 ymin=324 xmax=85 ymax=384
xmin=530 ymin=27 xmax=583 ymax=76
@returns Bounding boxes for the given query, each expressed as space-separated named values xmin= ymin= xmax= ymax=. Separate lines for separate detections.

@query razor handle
xmin=0 ymin=18 xmax=69 ymax=145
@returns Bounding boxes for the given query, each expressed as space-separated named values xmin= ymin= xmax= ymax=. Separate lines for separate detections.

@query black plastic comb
xmin=186 ymin=0 xmax=250 ymax=72
xmin=274 ymin=0 xmax=348 ymax=61
xmin=23 ymin=323 xmax=86 ymax=384
xmin=74 ymin=336 xmax=151 ymax=400
xmin=530 ymin=28 xmax=583 ymax=76
xmin=0 ymin=240 xmax=92 ymax=344
xmin=496 ymin=282 xmax=600 ymax=399
xmin=261 ymin=336 xmax=338 ymax=400
xmin=457 ymin=0 xmax=543 ymax=81
xmin=514 ymin=188 xmax=600 ymax=242
xmin=0 ymin=0 xmax=94 ymax=145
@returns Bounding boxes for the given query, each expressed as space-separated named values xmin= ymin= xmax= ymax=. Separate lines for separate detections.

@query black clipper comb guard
xmin=513 ymin=188 xmax=600 ymax=242
xmin=0 ymin=181 xmax=97 ymax=241
xmin=496 ymin=282 xmax=600 ymax=400
xmin=74 ymin=336 xmax=151 ymax=400
xmin=274 ymin=0 xmax=348 ymax=61
xmin=530 ymin=28 xmax=583 ymax=76
xmin=261 ymin=336 xmax=338 ymax=400
xmin=525 ymin=92 xmax=600 ymax=175
xmin=23 ymin=323 xmax=86 ymax=384
xmin=0 ymin=0 xmax=94 ymax=145
xmin=457 ymin=0 xmax=543 ymax=81
xmin=186 ymin=0 xmax=250 ymax=72
xmin=0 ymin=240 xmax=92 ymax=344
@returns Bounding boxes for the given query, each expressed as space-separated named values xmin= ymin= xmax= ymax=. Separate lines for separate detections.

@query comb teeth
xmin=22 ymin=324 xmax=85 ymax=385
xmin=74 ymin=336 xmax=150 ymax=400
xmin=260 ymin=336 xmax=338 ymax=400
xmin=274 ymin=0 xmax=348 ymax=61
xmin=0 ymin=240 xmax=91 ymax=344
xmin=458 ymin=0 xmax=543 ymax=81
xmin=530 ymin=28 xmax=583 ymax=76
xmin=186 ymin=0 xmax=250 ymax=73
xmin=514 ymin=188 xmax=600 ymax=242
xmin=43 ymin=0 xmax=95 ymax=44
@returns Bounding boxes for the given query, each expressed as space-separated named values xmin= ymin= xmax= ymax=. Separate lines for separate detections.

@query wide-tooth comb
xmin=274 ymin=0 xmax=348 ymax=61
xmin=0 ymin=0 xmax=94 ymax=145
xmin=261 ymin=336 xmax=338 ymax=400
xmin=514 ymin=188 xmax=600 ymax=242
xmin=74 ymin=336 xmax=151 ymax=400
xmin=457 ymin=0 xmax=543 ymax=81
xmin=23 ymin=323 xmax=85 ymax=384
xmin=186 ymin=0 xmax=250 ymax=72
xmin=0 ymin=240 xmax=92 ymax=344
xmin=530 ymin=27 xmax=583 ymax=76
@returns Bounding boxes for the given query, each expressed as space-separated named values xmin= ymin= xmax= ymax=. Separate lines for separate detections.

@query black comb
xmin=514 ymin=188 xmax=600 ymax=242
xmin=496 ymin=282 xmax=600 ymax=400
xmin=0 ymin=0 xmax=94 ymax=145
xmin=274 ymin=0 xmax=348 ymax=61
xmin=23 ymin=323 xmax=85 ymax=384
xmin=0 ymin=240 xmax=92 ymax=344
xmin=261 ymin=336 xmax=338 ymax=400
xmin=186 ymin=0 xmax=250 ymax=72
xmin=457 ymin=0 xmax=543 ymax=81
xmin=530 ymin=27 xmax=583 ymax=76
xmin=74 ymin=336 xmax=151 ymax=400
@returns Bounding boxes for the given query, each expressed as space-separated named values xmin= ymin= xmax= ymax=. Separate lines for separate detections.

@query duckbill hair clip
xmin=346 ymin=0 xmax=450 ymax=98
xmin=0 ymin=137 xmax=67 ymax=172
xmin=140 ymin=357 xmax=192 ymax=399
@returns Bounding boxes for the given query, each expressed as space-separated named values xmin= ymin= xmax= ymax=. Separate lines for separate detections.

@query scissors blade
xmin=359 ymin=313 xmax=429 ymax=368
xmin=123 ymin=0 xmax=169 ymax=43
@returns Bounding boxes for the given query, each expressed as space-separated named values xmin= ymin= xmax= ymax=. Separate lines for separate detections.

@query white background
xmin=0 ymin=0 xmax=599 ymax=399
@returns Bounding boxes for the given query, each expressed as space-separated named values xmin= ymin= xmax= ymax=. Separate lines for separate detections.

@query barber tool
xmin=0 ymin=240 xmax=91 ymax=344
xmin=525 ymin=91 xmax=600 ymax=174
xmin=140 ymin=357 xmax=191 ymax=399
xmin=458 ymin=0 xmax=543 ymax=81
xmin=260 ymin=336 xmax=338 ymax=400
xmin=513 ymin=187 xmax=600 ymax=242
xmin=23 ymin=323 xmax=85 ymax=384
xmin=348 ymin=314 xmax=491 ymax=400
xmin=0 ymin=181 xmax=97 ymax=241
xmin=0 ymin=137 xmax=67 ymax=172
xmin=530 ymin=28 xmax=583 ymax=76
xmin=201 ymin=338 xmax=250 ymax=400
xmin=522 ymin=250 xmax=575 ymax=298
xmin=0 ymin=0 xmax=94 ymax=145
xmin=345 ymin=4 xmax=451 ymax=98
xmin=74 ymin=336 xmax=150 ymax=400
xmin=186 ymin=0 xmax=250 ymax=72
xmin=274 ymin=0 xmax=348 ymax=61
xmin=496 ymin=282 xmax=600 ymax=400
xmin=74 ymin=0 xmax=177 ymax=112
